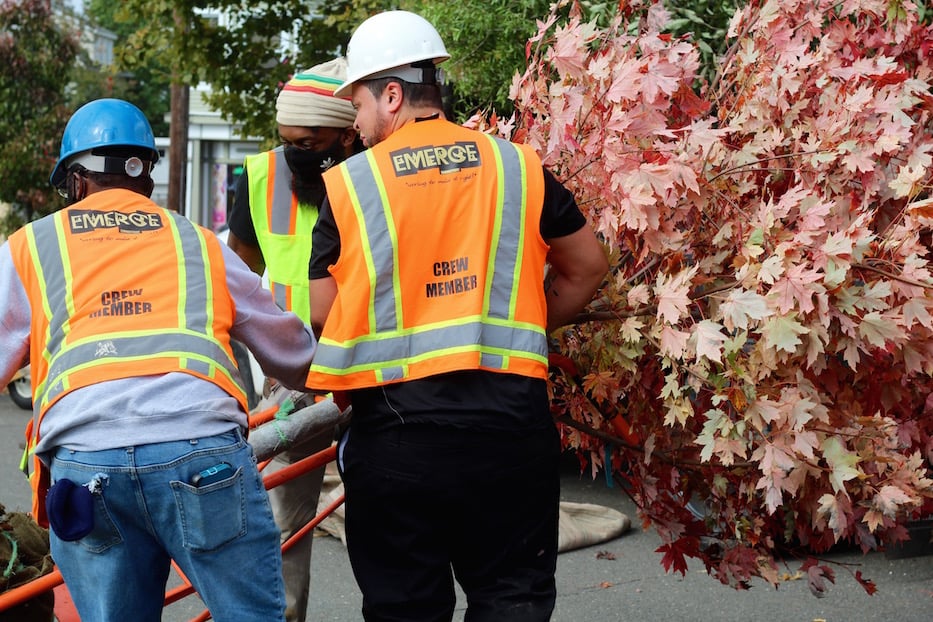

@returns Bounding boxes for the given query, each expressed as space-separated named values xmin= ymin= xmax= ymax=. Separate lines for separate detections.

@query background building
xmin=151 ymin=85 xmax=261 ymax=232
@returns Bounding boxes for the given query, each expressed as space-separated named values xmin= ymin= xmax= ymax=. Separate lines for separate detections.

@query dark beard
xmin=291 ymin=173 xmax=326 ymax=207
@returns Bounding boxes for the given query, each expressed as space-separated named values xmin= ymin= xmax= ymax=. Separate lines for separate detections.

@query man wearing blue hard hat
xmin=0 ymin=98 xmax=318 ymax=621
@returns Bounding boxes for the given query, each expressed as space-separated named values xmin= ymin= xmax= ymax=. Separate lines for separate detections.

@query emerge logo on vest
xmin=69 ymin=209 xmax=163 ymax=234
xmin=391 ymin=141 xmax=481 ymax=176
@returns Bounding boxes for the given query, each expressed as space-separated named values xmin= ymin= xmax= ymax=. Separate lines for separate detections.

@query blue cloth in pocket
xmin=46 ymin=478 xmax=94 ymax=541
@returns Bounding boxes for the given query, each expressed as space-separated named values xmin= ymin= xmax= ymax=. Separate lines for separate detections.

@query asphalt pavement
xmin=1 ymin=389 xmax=931 ymax=621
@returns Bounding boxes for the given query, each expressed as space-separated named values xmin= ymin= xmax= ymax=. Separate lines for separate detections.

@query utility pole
xmin=167 ymin=82 xmax=189 ymax=213
xmin=167 ymin=7 xmax=189 ymax=214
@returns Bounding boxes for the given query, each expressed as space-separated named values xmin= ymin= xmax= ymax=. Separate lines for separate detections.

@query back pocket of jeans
xmin=172 ymin=467 xmax=246 ymax=552
xmin=80 ymin=487 xmax=123 ymax=553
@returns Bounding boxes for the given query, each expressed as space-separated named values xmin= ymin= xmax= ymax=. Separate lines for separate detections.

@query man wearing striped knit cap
xmin=226 ymin=57 xmax=361 ymax=622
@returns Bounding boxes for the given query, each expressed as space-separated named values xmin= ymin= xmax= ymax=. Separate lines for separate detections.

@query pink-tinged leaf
xmin=654 ymin=267 xmax=696 ymax=325
xmin=821 ymin=437 xmax=861 ymax=496
xmin=792 ymin=430 xmax=819 ymax=458
xmin=770 ymin=264 xmax=823 ymax=314
xmin=817 ymin=493 xmax=847 ymax=538
xmin=756 ymin=474 xmax=785 ymax=514
xmin=547 ymin=20 xmax=591 ymax=79
xmin=721 ymin=289 xmax=772 ymax=330
xmin=807 ymin=563 xmax=835 ymax=598
xmin=713 ymin=437 xmax=748 ymax=466
xmin=605 ymin=58 xmax=644 ymax=102
xmin=618 ymin=183 xmax=660 ymax=232
xmin=843 ymin=148 xmax=877 ymax=173
xmin=858 ymin=312 xmax=905 ymax=348
xmin=746 ymin=399 xmax=780 ymax=430
xmin=694 ymin=320 xmax=727 ymax=363
xmin=873 ymin=485 xmax=914 ymax=516
xmin=761 ymin=314 xmax=809 ymax=353
xmin=902 ymin=298 xmax=933 ymax=329
xmin=659 ymin=325 xmax=690 ymax=358
xmin=627 ymin=283 xmax=651 ymax=307
xmin=641 ymin=59 xmax=682 ymax=103
xmin=863 ymin=509 xmax=886 ymax=533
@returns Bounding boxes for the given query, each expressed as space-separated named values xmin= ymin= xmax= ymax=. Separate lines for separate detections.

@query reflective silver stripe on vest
xmin=271 ymin=282 xmax=288 ymax=311
xmin=313 ymin=320 xmax=546 ymax=372
xmin=27 ymin=218 xmax=70 ymax=359
xmin=344 ymin=152 xmax=399 ymax=332
xmin=269 ymin=148 xmax=295 ymax=234
xmin=28 ymin=211 xmax=242 ymax=407
xmin=169 ymin=210 xmax=213 ymax=333
xmin=484 ymin=135 xmax=527 ymax=320
xmin=42 ymin=332 xmax=240 ymax=405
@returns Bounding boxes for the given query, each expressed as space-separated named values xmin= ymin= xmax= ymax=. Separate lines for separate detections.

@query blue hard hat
xmin=50 ymin=98 xmax=160 ymax=188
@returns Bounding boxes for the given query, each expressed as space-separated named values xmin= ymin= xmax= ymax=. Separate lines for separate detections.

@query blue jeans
xmin=47 ymin=429 xmax=285 ymax=622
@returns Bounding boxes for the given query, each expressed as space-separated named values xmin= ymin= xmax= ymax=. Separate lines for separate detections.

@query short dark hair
xmin=364 ymin=77 xmax=443 ymax=109
xmin=80 ymin=168 xmax=154 ymax=195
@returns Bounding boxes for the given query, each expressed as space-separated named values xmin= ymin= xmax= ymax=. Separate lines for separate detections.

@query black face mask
xmin=283 ymin=141 xmax=345 ymax=183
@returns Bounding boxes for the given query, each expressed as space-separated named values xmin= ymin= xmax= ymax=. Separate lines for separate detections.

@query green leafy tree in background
xmin=104 ymin=0 xmax=655 ymax=141
xmin=111 ymin=0 xmax=382 ymax=143
xmin=0 ymin=0 xmax=77 ymax=233
xmin=83 ymin=0 xmax=170 ymax=136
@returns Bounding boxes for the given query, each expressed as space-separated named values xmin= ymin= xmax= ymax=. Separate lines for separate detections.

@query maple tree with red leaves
xmin=468 ymin=0 xmax=933 ymax=594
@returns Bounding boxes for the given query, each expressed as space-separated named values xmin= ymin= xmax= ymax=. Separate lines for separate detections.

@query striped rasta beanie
xmin=276 ymin=57 xmax=356 ymax=128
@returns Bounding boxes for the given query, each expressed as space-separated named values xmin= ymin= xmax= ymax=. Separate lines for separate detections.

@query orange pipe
xmin=0 ymin=568 xmax=63 ymax=610
xmin=607 ymin=412 xmax=640 ymax=445
xmin=263 ymin=445 xmax=337 ymax=491
xmin=247 ymin=404 xmax=280 ymax=428
xmin=281 ymin=493 xmax=345 ymax=554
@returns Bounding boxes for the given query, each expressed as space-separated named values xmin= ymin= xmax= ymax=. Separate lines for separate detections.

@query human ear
xmin=67 ymin=172 xmax=87 ymax=204
xmin=384 ymin=82 xmax=403 ymax=113
xmin=340 ymin=128 xmax=357 ymax=148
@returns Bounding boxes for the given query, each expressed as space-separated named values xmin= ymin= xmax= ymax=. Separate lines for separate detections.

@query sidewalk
xmin=1 ymin=398 xmax=930 ymax=621
xmin=161 ymin=461 xmax=933 ymax=622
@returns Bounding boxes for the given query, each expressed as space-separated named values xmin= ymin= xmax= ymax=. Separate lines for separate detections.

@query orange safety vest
xmin=245 ymin=148 xmax=317 ymax=322
xmin=8 ymin=188 xmax=247 ymax=525
xmin=307 ymin=119 xmax=549 ymax=391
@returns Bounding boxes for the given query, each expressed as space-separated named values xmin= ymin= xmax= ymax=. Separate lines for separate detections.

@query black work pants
xmin=339 ymin=422 xmax=560 ymax=622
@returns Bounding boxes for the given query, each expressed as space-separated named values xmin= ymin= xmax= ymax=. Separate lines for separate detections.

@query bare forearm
xmin=226 ymin=232 xmax=266 ymax=276
xmin=544 ymin=226 xmax=608 ymax=333
xmin=545 ymin=269 xmax=604 ymax=332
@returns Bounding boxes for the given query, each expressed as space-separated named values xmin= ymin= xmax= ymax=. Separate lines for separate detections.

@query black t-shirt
xmin=310 ymin=163 xmax=587 ymax=433
xmin=228 ymin=168 xmax=259 ymax=245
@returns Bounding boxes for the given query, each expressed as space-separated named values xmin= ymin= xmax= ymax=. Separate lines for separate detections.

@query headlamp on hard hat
xmin=64 ymin=153 xmax=154 ymax=179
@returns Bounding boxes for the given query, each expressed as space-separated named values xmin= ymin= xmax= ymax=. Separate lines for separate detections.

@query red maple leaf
xmin=672 ymin=83 xmax=711 ymax=121
xmin=655 ymin=537 xmax=698 ymax=576
xmin=867 ymin=71 xmax=908 ymax=86
xmin=855 ymin=571 xmax=878 ymax=596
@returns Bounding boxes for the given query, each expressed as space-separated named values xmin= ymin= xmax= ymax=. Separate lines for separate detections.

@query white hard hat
xmin=335 ymin=10 xmax=450 ymax=98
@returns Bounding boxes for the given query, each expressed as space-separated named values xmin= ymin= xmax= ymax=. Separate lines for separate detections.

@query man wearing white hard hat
xmin=306 ymin=11 xmax=608 ymax=622
xmin=226 ymin=58 xmax=361 ymax=622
